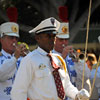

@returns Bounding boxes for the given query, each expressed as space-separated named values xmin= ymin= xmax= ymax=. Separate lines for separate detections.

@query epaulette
xmin=0 ymin=52 xmax=2 ymax=56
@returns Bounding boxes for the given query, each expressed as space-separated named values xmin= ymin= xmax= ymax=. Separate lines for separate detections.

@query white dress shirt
xmin=0 ymin=49 xmax=17 ymax=100
xmin=11 ymin=47 xmax=79 ymax=100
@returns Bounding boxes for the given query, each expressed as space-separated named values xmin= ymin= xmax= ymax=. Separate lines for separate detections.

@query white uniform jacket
xmin=0 ymin=49 xmax=17 ymax=100
xmin=11 ymin=47 xmax=79 ymax=100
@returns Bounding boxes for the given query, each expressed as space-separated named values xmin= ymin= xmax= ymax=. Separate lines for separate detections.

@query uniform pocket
xmin=35 ymin=68 xmax=50 ymax=78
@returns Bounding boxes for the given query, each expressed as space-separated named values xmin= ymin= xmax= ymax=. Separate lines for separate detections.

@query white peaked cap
xmin=29 ymin=17 xmax=60 ymax=34
xmin=56 ymin=22 xmax=69 ymax=39
xmin=0 ymin=22 xmax=19 ymax=37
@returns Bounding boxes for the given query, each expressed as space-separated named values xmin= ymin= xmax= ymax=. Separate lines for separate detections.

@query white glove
xmin=75 ymin=89 xmax=90 ymax=100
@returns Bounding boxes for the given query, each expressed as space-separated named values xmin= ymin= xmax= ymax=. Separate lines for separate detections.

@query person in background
xmin=11 ymin=17 xmax=90 ymax=100
xmin=53 ymin=22 xmax=91 ymax=100
xmin=0 ymin=22 xmax=22 ymax=100
xmin=74 ymin=52 xmax=91 ymax=92
xmin=53 ymin=22 xmax=77 ymax=87
xmin=98 ymin=35 xmax=100 ymax=100
xmin=86 ymin=53 xmax=97 ymax=70
xmin=17 ymin=42 xmax=30 ymax=57
xmin=91 ymin=63 xmax=100 ymax=100
xmin=16 ymin=42 xmax=30 ymax=69
xmin=86 ymin=53 xmax=100 ymax=100
xmin=16 ymin=42 xmax=30 ymax=100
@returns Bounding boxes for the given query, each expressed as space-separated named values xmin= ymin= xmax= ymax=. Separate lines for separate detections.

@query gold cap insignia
xmin=11 ymin=25 xmax=18 ymax=33
xmin=62 ymin=26 xmax=68 ymax=34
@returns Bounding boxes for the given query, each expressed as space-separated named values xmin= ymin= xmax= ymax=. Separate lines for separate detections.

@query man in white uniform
xmin=11 ymin=17 xmax=90 ymax=100
xmin=0 ymin=22 xmax=24 ymax=100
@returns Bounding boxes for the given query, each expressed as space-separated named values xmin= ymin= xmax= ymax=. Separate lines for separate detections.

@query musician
xmin=53 ymin=22 xmax=91 ymax=100
xmin=17 ymin=42 xmax=30 ymax=57
xmin=53 ymin=22 xmax=77 ymax=87
xmin=11 ymin=17 xmax=90 ymax=100
xmin=16 ymin=42 xmax=30 ymax=69
xmin=0 ymin=22 xmax=22 ymax=100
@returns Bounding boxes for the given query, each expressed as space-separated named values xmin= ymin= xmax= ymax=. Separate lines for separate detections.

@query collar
xmin=36 ymin=46 xmax=48 ymax=56
xmin=52 ymin=49 xmax=61 ymax=56
xmin=52 ymin=49 xmax=71 ymax=59
xmin=1 ymin=49 xmax=13 ymax=58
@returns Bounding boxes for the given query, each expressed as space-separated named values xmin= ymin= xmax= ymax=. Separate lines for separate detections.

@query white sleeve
xmin=11 ymin=56 xmax=34 ymax=100
xmin=0 ymin=57 xmax=17 ymax=81
xmin=64 ymin=72 xmax=79 ymax=99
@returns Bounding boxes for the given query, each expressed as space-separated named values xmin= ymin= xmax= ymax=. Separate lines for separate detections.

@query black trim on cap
xmin=35 ymin=30 xmax=58 ymax=35
xmin=35 ymin=26 xmax=56 ymax=33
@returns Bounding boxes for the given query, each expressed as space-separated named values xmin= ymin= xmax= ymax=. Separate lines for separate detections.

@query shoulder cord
xmin=56 ymin=55 xmax=67 ymax=73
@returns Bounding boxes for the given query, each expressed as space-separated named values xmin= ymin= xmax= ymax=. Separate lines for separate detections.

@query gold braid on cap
xmin=11 ymin=25 xmax=18 ymax=33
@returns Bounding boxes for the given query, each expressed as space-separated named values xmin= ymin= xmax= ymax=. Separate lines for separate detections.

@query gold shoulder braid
xmin=56 ymin=55 xmax=67 ymax=73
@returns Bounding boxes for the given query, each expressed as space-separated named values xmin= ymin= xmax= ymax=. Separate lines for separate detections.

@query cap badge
xmin=62 ymin=26 xmax=68 ymax=34
xmin=39 ymin=63 xmax=46 ymax=70
xmin=11 ymin=25 xmax=18 ymax=33
xmin=50 ymin=18 xmax=55 ymax=25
